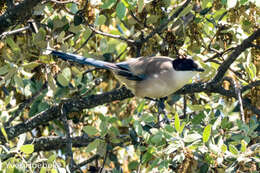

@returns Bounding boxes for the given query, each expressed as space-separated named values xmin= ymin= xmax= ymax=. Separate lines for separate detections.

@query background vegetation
xmin=0 ymin=0 xmax=259 ymax=172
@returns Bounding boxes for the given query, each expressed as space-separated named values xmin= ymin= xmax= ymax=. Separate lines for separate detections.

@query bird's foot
xmin=157 ymin=97 xmax=170 ymax=125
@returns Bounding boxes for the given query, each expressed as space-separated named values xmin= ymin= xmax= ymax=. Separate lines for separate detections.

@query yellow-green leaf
xmin=229 ymin=144 xmax=238 ymax=155
xmin=20 ymin=144 xmax=34 ymax=154
xmin=174 ymin=113 xmax=180 ymax=133
xmin=203 ymin=124 xmax=212 ymax=143
xmin=1 ymin=127 xmax=8 ymax=141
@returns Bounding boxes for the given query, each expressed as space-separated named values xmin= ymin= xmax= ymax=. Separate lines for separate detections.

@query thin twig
xmin=235 ymin=85 xmax=245 ymax=122
xmin=88 ymin=25 xmax=135 ymax=45
xmin=73 ymin=32 xmax=95 ymax=53
xmin=98 ymin=145 xmax=109 ymax=173
xmin=0 ymin=25 xmax=30 ymax=39
xmin=71 ymin=155 xmax=100 ymax=172
xmin=141 ymin=0 xmax=192 ymax=43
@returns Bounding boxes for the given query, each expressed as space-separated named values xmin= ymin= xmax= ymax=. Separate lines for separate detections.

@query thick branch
xmin=0 ymin=0 xmax=44 ymax=34
xmin=211 ymin=28 xmax=260 ymax=83
xmin=0 ymin=87 xmax=134 ymax=142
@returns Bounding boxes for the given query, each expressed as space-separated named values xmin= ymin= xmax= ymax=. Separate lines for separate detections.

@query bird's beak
xmin=195 ymin=67 xmax=205 ymax=72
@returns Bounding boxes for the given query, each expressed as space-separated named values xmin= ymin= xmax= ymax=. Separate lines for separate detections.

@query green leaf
xmin=128 ymin=161 xmax=138 ymax=170
xmin=229 ymin=144 xmax=239 ymax=155
xmin=0 ymin=65 xmax=9 ymax=75
xmin=133 ymin=121 xmax=143 ymax=136
xmin=57 ymin=67 xmax=71 ymax=87
xmin=138 ymin=0 xmax=144 ymax=13
xmin=142 ymin=151 xmax=153 ymax=163
xmin=95 ymin=15 xmax=107 ymax=26
xmin=86 ymin=139 xmax=99 ymax=152
xmin=174 ymin=113 xmax=180 ymax=133
xmin=165 ymin=125 xmax=174 ymax=133
xmin=203 ymin=124 xmax=212 ymax=143
xmin=101 ymin=0 xmax=117 ymax=9
xmin=6 ymin=37 xmax=21 ymax=53
xmin=151 ymin=134 xmax=162 ymax=145
xmin=140 ymin=114 xmax=155 ymax=123
xmin=116 ymin=2 xmax=126 ymax=20
xmin=83 ymin=126 xmax=99 ymax=135
xmin=137 ymin=100 xmax=145 ymax=113
xmin=240 ymin=0 xmax=248 ymax=5
xmin=20 ymin=144 xmax=34 ymax=154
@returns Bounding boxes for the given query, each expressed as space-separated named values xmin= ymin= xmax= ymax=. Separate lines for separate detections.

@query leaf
xmin=6 ymin=37 xmax=21 ymax=53
xmin=86 ymin=139 xmax=99 ymax=152
xmin=150 ymin=134 xmax=162 ymax=145
xmin=137 ymin=100 xmax=145 ymax=113
xmin=133 ymin=121 xmax=143 ymax=136
xmin=83 ymin=126 xmax=99 ymax=135
xmin=203 ymin=124 xmax=212 ymax=143
xmin=95 ymin=15 xmax=107 ymax=26
xmin=241 ymin=140 xmax=247 ymax=153
xmin=140 ymin=114 xmax=155 ymax=123
xmin=0 ymin=65 xmax=9 ymax=75
xmin=138 ymin=0 xmax=144 ymax=13
xmin=101 ymin=0 xmax=116 ymax=9
xmin=229 ymin=144 xmax=239 ymax=155
xmin=240 ymin=0 xmax=248 ymax=5
xmin=184 ymin=133 xmax=202 ymax=143
xmin=14 ymin=75 xmax=24 ymax=88
xmin=174 ymin=113 xmax=180 ymax=133
xmin=57 ymin=67 xmax=71 ymax=87
xmin=165 ymin=125 xmax=174 ymax=133
xmin=116 ymin=2 xmax=126 ymax=20
xmin=1 ymin=127 xmax=8 ymax=141
xmin=221 ymin=144 xmax=227 ymax=152
xmin=128 ymin=161 xmax=138 ymax=170
xmin=47 ymin=154 xmax=57 ymax=164
xmin=20 ymin=144 xmax=34 ymax=154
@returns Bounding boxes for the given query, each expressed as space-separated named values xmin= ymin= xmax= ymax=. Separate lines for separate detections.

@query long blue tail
xmin=51 ymin=50 xmax=114 ymax=69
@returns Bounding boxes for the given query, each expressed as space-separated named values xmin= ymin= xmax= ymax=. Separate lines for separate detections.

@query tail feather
xmin=51 ymin=50 xmax=115 ymax=69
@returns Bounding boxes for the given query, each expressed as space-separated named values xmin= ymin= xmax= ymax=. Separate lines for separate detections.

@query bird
xmin=49 ymin=50 xmax=204 ymax=99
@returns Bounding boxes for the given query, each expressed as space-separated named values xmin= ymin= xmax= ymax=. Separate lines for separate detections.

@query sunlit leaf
xmin=20 ymin=144 xmax=34 ymax=154
xmin=174 ymin=113 xmax=180 ymax=133
xmin=229 ymin=144 xmax=239 ymax=155
xmin=203 ymin=124 xmax=212 ymax=143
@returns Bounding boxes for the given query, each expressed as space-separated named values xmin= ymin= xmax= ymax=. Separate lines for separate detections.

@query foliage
xmin=0 ymin=0 xmax=259 ymax=172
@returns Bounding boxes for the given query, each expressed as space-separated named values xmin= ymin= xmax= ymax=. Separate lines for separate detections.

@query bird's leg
xmin=157 ymin=97 xmax=170 ymax=124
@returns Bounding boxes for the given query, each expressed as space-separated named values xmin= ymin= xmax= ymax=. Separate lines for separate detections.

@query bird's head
xmin=172 ymin=58 xmax=204 ymax=72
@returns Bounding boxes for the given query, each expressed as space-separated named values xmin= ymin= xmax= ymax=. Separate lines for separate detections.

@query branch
xmin=211 ymin=28 xmax=260 ymax=83
xmin=0 ymin=0 xmax=44 ymax=34
xmin=88 ymin=25 xmax=135 ymax=45
xmin=0 ymin=87 xmax=134 ymax=142
xmin=141 ymin=0 xmax=192 ymax=43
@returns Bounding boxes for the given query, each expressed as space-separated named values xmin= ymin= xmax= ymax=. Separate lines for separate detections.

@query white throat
xmin=173 ymin=70 xmax=198 ymax=88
